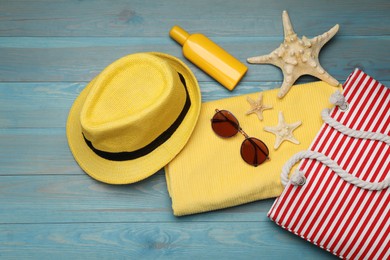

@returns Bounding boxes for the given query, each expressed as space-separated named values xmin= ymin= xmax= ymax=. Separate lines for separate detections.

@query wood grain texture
xmin=0 ymin=222 xmax=335 ymax=259
xmin=0 ymin=0 xmax=388 ymax=258
xmin=0 ymin=0 xmax=389 ymax=37
xmin=0 ymin=37 xmax=389 ymax=82
xmin=0 ymin=173 xmax=275 ymax=223
xmin=0 ymin=82 xmax=279 ymax=128
xmin=1 ymin=80 xmax=389 ymax=128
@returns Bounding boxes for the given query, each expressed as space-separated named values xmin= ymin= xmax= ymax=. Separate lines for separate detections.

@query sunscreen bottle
xmin=169 ymin=25 xmax=247 ymax=91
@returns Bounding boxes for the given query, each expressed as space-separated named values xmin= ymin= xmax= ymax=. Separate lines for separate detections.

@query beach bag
xmin=268 ymin=69 xmax=390 ymax=259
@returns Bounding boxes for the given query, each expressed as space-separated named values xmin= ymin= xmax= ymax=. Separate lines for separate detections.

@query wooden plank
xmin=0 ymin=128 xmax=76 ymax=175
xmin=0 ymin=174 xmax=274 ymax=223
xmin=0 ymin=222 xmax=336 ymax=259
xmin=1 ymin=80 xmax=389 ymax=128
xmin=0 ymin=82 xmax=278 ymax=128
xmin=0 ymin=0 xmax=388 ymax=37
xmin=0 ymin=83 xmax=79 ymax=128
xmin=0 ymin=37 xmax=388 ymax=82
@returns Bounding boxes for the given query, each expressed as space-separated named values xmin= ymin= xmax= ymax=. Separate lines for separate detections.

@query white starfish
xmin=246 ymin=93 xmax=273 ymax=120
xmin=264 ymin=111 xmax=301 ymax=149
xmin=247 ymin=10 xmax=340 ymax=98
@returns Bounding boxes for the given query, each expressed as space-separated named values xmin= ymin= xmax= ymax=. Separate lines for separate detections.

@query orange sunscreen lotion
xmin=170 ymin=25 xmax=247 ymax=91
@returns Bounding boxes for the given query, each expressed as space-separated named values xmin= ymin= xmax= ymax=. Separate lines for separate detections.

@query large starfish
xmin=264 ymin=111 xmax=301 ymax=150
xmin=247 ymin=10 xmax=340 ymax=98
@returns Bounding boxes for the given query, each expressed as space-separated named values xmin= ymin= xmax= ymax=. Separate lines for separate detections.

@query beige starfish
xmin=264 ymin=111 xmax=301 ymax=149
xmin=247 ymin=10 xmax=340 ymax=98
xmin=246 ymin=93 xmax=273 ymax=120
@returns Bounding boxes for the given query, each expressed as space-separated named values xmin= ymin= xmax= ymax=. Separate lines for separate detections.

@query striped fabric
xmin=268 ymin=69 xmax=390 ymax=260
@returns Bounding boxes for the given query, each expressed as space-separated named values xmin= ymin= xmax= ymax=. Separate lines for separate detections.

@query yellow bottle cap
xmin=169 ymin=25 xmax=190 ymax=46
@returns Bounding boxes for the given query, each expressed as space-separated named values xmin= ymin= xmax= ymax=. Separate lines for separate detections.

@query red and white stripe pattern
xmin=268 ymin=69 xmax=390 ymax=260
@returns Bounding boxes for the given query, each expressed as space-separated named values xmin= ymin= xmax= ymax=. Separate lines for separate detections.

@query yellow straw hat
xmin=66 ymin=52 xmax=201 ymax=184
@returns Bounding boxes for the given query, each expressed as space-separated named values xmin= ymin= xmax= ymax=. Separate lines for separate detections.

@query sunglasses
xmin=211 ymin=109 xmax=269 ymax=167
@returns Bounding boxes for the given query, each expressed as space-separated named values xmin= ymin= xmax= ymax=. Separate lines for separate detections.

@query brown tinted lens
xmin=240 ymin=138 xmax=269 ymax=166
xmin=211 ymin=110 xmax=239 ymax=137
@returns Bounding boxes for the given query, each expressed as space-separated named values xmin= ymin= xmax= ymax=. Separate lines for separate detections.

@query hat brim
xmin=66 ymin=52 xmax=201 ymax=184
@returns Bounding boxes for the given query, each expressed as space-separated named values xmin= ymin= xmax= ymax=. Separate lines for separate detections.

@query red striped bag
xmin=268 ymin=69 xmax=390 ymax=260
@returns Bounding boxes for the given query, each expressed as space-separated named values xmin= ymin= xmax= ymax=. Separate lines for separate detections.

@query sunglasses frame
xmin=211 ymin=109 xmax=269 ymax=167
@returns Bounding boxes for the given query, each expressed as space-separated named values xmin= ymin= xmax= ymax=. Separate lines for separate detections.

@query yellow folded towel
xmin=165 ymin=81 xmax=341 ymax=216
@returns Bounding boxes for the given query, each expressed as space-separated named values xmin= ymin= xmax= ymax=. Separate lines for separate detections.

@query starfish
xmin=246 ymin=93 xmax=273 ymax=120
xmin=264 ymin=111 xmax=301 ymax=149
xmin=247 ymin=10 xmax=340 ymax=98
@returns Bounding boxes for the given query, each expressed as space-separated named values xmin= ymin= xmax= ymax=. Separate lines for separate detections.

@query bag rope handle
xmin=280 ymin=151 xmax=390 ymax=190
xmin=281 ymin=91 xmax=390 ymax=190
xmin=321 ymin=108 xmax=390 ymax=145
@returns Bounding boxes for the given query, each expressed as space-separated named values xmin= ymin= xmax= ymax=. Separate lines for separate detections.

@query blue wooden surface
xmin=0 ymin=0 xmax=389 ymax=259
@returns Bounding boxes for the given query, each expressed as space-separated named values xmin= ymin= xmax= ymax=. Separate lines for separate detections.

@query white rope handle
xmin=321 ymin=108 xmax=390 ymax=145
xmin=280 ymin=151 xmax=390 ymax=190
xmin=281 ymin=105 xmax=390 ymax=190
